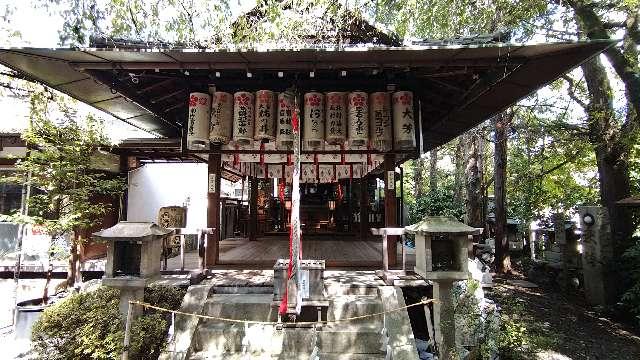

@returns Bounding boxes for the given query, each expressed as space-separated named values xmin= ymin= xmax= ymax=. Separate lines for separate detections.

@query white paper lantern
xmin=392 ymin=91 xmax=416 ymax=149
xmin=369 ymin=92 xmax=392 ymax=151
xmin=186 ymin=92 xmax=211 ymax=150
xmin=347 ymin=91 xmax=369 ymax=147
xmin=303 ymin=92 xmax=325 ymax=150
xmin=209 ymin=91 xmax=233 ymax=144
xmin=232 ymin=91 xmax=255 ymax=146
xmin=254 ymin=90 xmax=276 ymax=141
xmin=325 ymin=92 xmax=347 ymax=145
xmin=276 ymin=92 xmax=295 ymax=149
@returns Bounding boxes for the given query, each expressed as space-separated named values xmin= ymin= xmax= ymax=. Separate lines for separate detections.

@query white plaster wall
xmin=127 ymin=163 xmax=208 ymax=229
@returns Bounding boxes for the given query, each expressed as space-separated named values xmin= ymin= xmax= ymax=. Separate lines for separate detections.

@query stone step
xmin=324 ymin=283 xmax=380 ymax=297
xmin=328 ymin=295 xmax=383 ymax=326
xmin=189 ymin=352 xmax=386 ymax=360
xmin=194 ymin=324 xmax=384 ymax=355
xmin=203 ymin=294 xmax=277 ymax=323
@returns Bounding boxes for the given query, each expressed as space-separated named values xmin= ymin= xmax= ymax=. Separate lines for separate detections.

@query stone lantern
xmin=405 ymin=216 xmax=479 ymax=360
xmin=93 ymin=221 xmax=172 ymax=316
xmin=405 ymin=216 xmax=477 ymax=280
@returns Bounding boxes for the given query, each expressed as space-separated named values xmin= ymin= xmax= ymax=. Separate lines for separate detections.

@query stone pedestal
xmin=433 ymin=280 xmax=455 ymax=360
xmin=578 ymin=206 xmax=616 ymax=306
xmin=102 ymin=277 xmax=145 ymax=318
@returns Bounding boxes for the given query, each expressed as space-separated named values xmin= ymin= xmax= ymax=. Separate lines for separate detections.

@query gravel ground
xmin=491 ymin=276 xmax=640 ymax=360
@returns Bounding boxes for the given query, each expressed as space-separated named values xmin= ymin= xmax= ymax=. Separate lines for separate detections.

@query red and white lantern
xmin=232 ymin=91 xmax=255 ymax=146
xmin=186 ymin=92 xmax=211 ymax=150
xmin=254 ymin=90 xmax=276 ymax=141
xmin=209 ymin=91 xmax=233 ymax=144
xmin=347 ymin=91 xmax=369 ymax=147
xmin=369 ymin=92 xmax=392 ymax=151
xmin=325 ymin=92 xmax=347 ymax=145
xmin=303 ymin=92 xmax=325 ymax=150
xmin=392 ymin=91 xmax=416 ymax=149
xmin=276 ymin=92 xmax=295 ymax=149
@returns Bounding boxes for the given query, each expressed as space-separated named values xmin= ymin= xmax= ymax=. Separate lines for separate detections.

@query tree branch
xmin=561 ymin=74 xmax=588 ymax=110
xmin=564 ymin=0 xmax=640 ymax=132
xmin=602 ymin=21 xmax=624 ymax=29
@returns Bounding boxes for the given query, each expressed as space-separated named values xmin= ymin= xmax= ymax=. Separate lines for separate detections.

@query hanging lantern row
xmin=186 ymin=90 xmax=416 ymax=151
xmin=224 ymin=162 xmax=371 ymax=183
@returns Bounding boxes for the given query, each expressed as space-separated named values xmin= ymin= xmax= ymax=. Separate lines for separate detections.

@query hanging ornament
xmin=279 ymin=181 xmax=286 ymax=203
xmin=392 ymin=91 xmax=416 ymax=149
xmin=209 ymin=91 xmax=233 ymax=144
xmin=369 ymin=91 xmax=392 ymax=151
xmin=232 ymin=91 xmax=255 ymax=146
xmin=325 ymin=91 xmax=347 ymax=145
xmin=277 ymin=92 xmax=295 ymax=149
xmin=259 ymin=142 xmax=265 ymax=165
xmin=303 ymin=92 xmax=325 ymax=150
xmin=186 ymin=92 xmax=211 ymax=150
xmin=347 ymin=91 xmax=369 ymax=147
xmin=254 ymin=90 xmax=276 ymax=141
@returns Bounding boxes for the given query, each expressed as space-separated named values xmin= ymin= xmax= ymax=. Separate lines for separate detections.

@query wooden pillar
xmin=248 ymin=176 xmax=258 ymax=241
xmin=359 ymin=177 xmax=369 ymax=241
xmin=206 ymin=152 xmax=221 ymax=267
xmin=384 ymin=154 xmax=398 ymax=268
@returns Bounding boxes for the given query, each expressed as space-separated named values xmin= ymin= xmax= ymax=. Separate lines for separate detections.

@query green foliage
xmin=495 ymin=296 xmax=557 ymax=359
xmin=622 ymin=235 xmax=640 ymax=326
xmin=366 ymin=0 xmax=547 ymax=41
xmin=0 ymin=88 xmax=125 ymax=241
xmin=452 ymin=280 xmax=500 ymax=358
xmin=452 ymin=280 xmax=558 ymax=359
xmin=31 ymin=287 xmax=124 ymax=360
xmin=507 ymin=105 xmax=600 ymax=222
xmin=144 ymin=285 xmax=187 ymax=313
xmin=31 ymin=285 xmax=186 ymax=360
xmin=409 ymin=185 xmax=465 ymax=224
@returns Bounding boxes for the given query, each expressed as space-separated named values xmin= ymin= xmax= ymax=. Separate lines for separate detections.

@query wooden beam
xmin=206 ymin=151 xmax=222 ymax=267
xmin=384 ymin=154 xmax=398 ymax=268
xmin=70 ymin=57 xmax=526 ymax=70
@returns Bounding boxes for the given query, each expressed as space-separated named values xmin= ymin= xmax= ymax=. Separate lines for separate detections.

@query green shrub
xmin=32 ymin=285 xmax=187 ymax=360
xmin=622 ymin=235 xmax=640 ymax=326
xmin=144 ymin=285 xmax=187 ymax=311
xmin=31 ymin=287 xmax=124 ymax=360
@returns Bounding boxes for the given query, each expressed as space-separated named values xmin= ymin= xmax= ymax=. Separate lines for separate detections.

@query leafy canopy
xmin=1 ymin=88 xmax=124 ymax=240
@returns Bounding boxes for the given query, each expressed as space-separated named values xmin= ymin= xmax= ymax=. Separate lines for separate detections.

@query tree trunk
xmin=67 ymin=235 xmax=79 ymax=288
xmin=493 ymin=113 xmax=511 ymax=274
xmin=580 ymin=56 xmax=634 ymax=297
xmin=429 ymin=149 xmax=438 ymax=192
xmin=453 ymin=137 xmax=465 ymax=204
xmin=465 ymin=130 xmax=483 ymax=228
xmin=414 ymin=158 xmax=424 ymax=199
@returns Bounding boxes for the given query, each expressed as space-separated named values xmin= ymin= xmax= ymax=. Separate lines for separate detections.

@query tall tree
xmin=414 ymin=158 xmax=425 ymax=199
xmin=494 ymin=112 xmax=512 ymax=273
xmin=1 ymin=89 xmax=125 ymax=287
xmin=465 ymin=129 xmax=484 ymax=228
xmin=557 ymin=0 xmax=639 ymax=299
xmin=429 ymin=149 xmax=438 ymax=192
xmin=453 ymin=137 xmax=465 ymax=204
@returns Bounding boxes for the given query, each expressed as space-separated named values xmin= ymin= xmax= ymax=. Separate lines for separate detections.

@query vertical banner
xmin=280 ymin=91 xmax=303 ymax=316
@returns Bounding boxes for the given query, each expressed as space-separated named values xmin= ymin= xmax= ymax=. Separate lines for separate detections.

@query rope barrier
xmin=128 ymin=298 xmax=436 ymax=326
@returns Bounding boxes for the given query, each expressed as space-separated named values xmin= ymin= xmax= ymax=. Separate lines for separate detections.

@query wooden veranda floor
xmin=218 ymin=236 xmax=383 ymax=267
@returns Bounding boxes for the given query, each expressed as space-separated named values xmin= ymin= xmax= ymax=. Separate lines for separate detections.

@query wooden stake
xmin=122 ymin=301 xmax=133 ymax=360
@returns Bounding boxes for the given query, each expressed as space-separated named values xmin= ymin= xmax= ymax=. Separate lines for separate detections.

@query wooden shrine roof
xmin=0 ymin=40 xmax=613 ymax=152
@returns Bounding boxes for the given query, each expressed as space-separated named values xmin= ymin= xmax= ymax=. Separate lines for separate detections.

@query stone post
xmin=433 ymin=279 xmax=456 ymax=360
xmin=553 ymin=213 xmax=569 ymax=290
xmin=578 ymin=206 xmax=616 ymax=306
